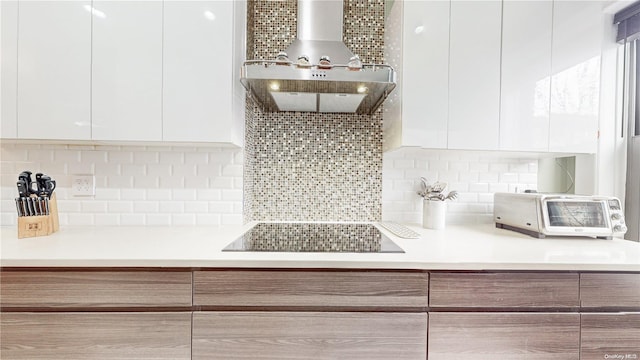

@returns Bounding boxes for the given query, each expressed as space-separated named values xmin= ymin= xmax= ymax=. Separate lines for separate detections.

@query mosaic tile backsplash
xmin=245 ymin=0 xmax=386 ymax=222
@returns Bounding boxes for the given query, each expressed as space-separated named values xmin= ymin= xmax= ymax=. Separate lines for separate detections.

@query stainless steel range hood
xmin=240 ymin=0 xmax=396 ymax=115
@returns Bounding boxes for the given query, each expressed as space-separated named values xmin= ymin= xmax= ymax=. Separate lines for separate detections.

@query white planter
xmin=423 ymin=200 xmax=446 ymax=230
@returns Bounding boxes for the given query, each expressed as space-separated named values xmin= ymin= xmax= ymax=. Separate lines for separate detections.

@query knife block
xmin=17 ymin=194 xmax=59 ymax=239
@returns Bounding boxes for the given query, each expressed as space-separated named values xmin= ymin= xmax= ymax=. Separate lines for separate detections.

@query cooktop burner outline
xmin=222 ymin=222 xmax=404 ymax=253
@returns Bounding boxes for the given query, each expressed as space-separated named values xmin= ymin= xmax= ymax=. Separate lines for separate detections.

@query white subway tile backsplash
xmin=196 ymin=164 xmax=222 ymax=177
xmin=121 ymin=188 xmax=146 ymax=201
xmin=68 ymin=213 xmax=95 ymax=225
xmin=0 ymin=144 xmax=243 ymax=227
xmin=222 ymin=164 xmax=243 ymax=177
xmin=134 ymin=201 xmax=159 ymax=213
xmin=120 ymin=214 xmax=145 ymax=226
xmin=121 ymin=164 xmax=146 ymax=177
xmin=134 ymin=176 xmax=159 ymax=189
xmin=82 ymin=151 xmax=108 ymax=164
xmin=159 ymin=201 xmax=184 ymax=213
xmin=185 ymin=201 xmax=209 ymax=213
xmin=489 ymin=183 xmax=509 ymax=193
xmin=147 ymin=164 xmax=172 ymax=177
xmin=108 ymin=201 xmax=133 ymax=213
xmin=133 ymin=152 xmax=159 ymax=165
xmin=383 ymin=148 xmax=538 ymax=225
xmin=147 ymin=189 xmax=172 ymax=201
xmin=159 ymin=152 xmax=184 ymax=164
xmin=209 ymin=202 xmax=234 ymax=213
xmin=478 ymin=172 xmax=500 ymax=183
xmin=95 ymin=214 xmax=120 ymax=226
xmin=196 ymin=213 xmax=221 ymax=225
xmin=81 ymin=201 xmax=108 ymax=213
xmin=108 ymin=151 xmax=134 ymax=164
xmin=172 ymin=214 xmax=197 ymax=226
xmin=146 ymin=214 xmax=172 ymax=226
xmin=222 ymin=189 xmax=243 ymax=201
xmin=185 ymin=152 xmax=208 ymax=165
xmin=107 ymin=176 xmax=134 ymax=188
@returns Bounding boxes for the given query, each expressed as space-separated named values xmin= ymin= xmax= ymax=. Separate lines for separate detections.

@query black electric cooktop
xmin=222 ymin=222 xmax=404 ymax=253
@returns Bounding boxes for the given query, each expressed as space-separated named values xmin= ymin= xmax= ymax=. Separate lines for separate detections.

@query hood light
xmin=357 ymin=86 xmax=368 ymax=94
xmin=270 ymin=83 xmax=280 ymax=91
xmin=204 ymin=11 xmax=216 ymax=21
xmin=415 ymin=25 xmax=424 ymax=34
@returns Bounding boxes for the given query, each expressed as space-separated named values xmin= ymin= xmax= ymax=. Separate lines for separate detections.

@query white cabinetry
xmin=549 ymin=0 xmax=603 ymax=153
xmin=17 ymin=1 xmax=91 ymax=140
xmin=91 ymin=1 xmax=163 ymax=141
xmin=163 ymin=1 xmax=242 ymax=144
xmin=385 ymin=0 xmax=604 ymax=155
xmin=447 ymin=1 xmax=502 ymax=150
xmin=1 ymin=1 xmax=18 ymax=139
xmin=384 ymin=0 xmax=449 ymax=150
xmin=499 ymin=0 xmax=553 ymax=152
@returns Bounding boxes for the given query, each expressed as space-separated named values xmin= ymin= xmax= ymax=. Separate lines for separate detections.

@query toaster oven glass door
xmin=542 ymin=200 xmax=611 ymax=236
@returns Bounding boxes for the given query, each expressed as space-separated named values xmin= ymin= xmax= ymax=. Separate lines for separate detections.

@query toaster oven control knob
xmin=611 ymin=213 xmax=622 ymax=220
xmin=613 ymin=224 xmax=627 ymax=233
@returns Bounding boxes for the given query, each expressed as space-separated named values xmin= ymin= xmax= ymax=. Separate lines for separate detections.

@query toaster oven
xmin=494 ymin=193 xmax=627 ymax=239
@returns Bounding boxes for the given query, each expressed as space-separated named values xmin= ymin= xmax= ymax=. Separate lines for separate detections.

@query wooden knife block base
xmin=17 ymin=194 xmax=59 ymax=239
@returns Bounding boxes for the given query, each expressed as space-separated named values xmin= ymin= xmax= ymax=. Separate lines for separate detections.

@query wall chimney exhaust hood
xmin=240 ymin=0 xmax=396 ymax=115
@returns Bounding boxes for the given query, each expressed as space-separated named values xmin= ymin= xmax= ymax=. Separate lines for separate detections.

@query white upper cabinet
xmin=91 ymin=1 xmax=162 ymax=141
xmin=384 ymin=0 xmax=450 ymax=151
xmin=549 ymin=0 xmax=603 ymax=153
xmin=17 ymin=1 xmax=91 ymax=140
xmin=500 ymin=0 xmax=553 ymax=152
xmin=447 ymin=1 xmax=502 ymax=150
xmin=163 ymin=1 xmax=238 ymax=143
xmin=1 ymin=1 xmax=18 ymax=139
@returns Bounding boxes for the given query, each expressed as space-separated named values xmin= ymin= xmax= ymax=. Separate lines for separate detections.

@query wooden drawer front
xmin=429 ymin=272 xmax=579 ymax=308
xmin=580 ymin=273 xmax=640 ymax=308
xmin=193 ymin=311 xmax=427 ymax=360
xmin=0 ymin=271 xmax=192 ymax=308
xmin=193 ymin=270 xmax=428 ymax=308
xmin=0 ymin=312 xmax=191 ymax=360
xmin=581 ymin=313 xmax=640 ymax=360
xmin=428 ymin=313 xmax=580 ymax=360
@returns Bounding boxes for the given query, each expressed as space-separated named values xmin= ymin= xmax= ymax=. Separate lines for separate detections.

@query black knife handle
xmin=16 ymin=181 xmax=30 ymax=197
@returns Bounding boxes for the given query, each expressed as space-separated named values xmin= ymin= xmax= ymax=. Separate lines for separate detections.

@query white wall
xmin=382 ymin=148 xmax=538 ymax=225
xmin=0 ymin=143 xmax=243 ymax=226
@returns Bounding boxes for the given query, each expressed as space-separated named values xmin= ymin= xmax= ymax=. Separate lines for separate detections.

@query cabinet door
xmin=400 ymin=0 xmax=449 ymax=149
xmin=500 ymin=0 xmax=552 ymax=152
xmin=0 ymin=312 xmax=191 ymax=359
xmin=580 ymin=273 xmax=640 ymax=308
xmin=163 ymin=1 xmax=233 ymax=142
xmin=1 ymin=270 xmax=193 ymax=308
xmin=17 ymin=1 xmax=91 ymax=140
xmin=549 ymin=1 xmax=603 ymax=153
xmin=92 ymin=1 xmax=162 ymax=141
xmin=448 ymin=1 xmax=501 ymax=150
xmin=428 ymin=313 xmax=580 ymax=360
xmin=429 ymin=272 xmax=579 ymax=308
xmin=193 ymin=311 xmax=427 ymax=360
xmin=194 ymin=270 xmax=428 ymax=308
xmin=1 ymin=1 xmax=18 ymax=139
xmin=581 ymin=313 xmax=640 ymax=360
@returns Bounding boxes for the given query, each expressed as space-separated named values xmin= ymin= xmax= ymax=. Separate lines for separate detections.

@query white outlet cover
xmin=72 ymin=175 xmax=95 ymax=196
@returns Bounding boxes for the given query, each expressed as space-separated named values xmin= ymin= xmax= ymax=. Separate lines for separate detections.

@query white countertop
xmin=1 ymin=223 xmax=639 ymax=271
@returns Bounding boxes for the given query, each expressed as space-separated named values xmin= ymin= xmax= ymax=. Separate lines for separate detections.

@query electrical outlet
xmin=72 ymin=175 xmax=95 ymax=196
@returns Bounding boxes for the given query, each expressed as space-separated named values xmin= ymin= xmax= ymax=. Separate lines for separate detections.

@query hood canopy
xmin=240 ymin=0 xmax=396 ymax=114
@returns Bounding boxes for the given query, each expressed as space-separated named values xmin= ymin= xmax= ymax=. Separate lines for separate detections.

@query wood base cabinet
xmin=428 ymin=313 xmax=580 ymax=360
xmin=581 ymin=313 xmax=640 ymax=360
xmin=192 ymin=311 xmax=427 ymax=360
xmin=0 ymin=312 xmax=191 ymax=360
